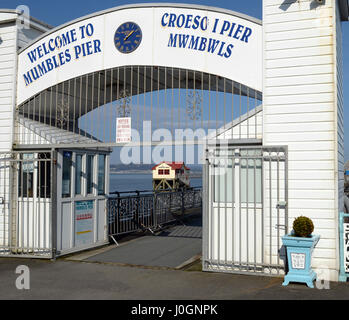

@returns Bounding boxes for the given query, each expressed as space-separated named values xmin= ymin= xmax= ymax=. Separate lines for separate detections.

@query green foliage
xmin=293 ymin=216 xmax=314 ymax=237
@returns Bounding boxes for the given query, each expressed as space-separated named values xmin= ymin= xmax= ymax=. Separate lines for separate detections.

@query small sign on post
xmin=344 ymin=223 xmax=349 ymax=273
xmin=116 ymin=117 xmax=131 ymax=143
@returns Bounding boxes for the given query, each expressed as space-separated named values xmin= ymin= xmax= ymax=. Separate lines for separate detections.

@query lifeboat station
xmin=152 ymin=161 xmax=190 ymax=190
xmin=0 ymin=1 xmax=348 ymax=283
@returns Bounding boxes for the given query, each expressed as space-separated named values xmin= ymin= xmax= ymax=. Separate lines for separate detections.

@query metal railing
xmin=0 ymin=151 xmax=54 ymax=258
xmin=16 ymin=65 xmax=262 ymax=148
xmin=108 ymin=187 xmax=202 ymax=238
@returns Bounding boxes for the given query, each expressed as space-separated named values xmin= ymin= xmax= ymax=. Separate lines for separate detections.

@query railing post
xmin=116 ymin=191 xmax=120 ymax=234
xmin=181 ymin=188 xmax=185 ymax=215
xmin=136 ymin=190 xmax=140 ymax=227
xmin=153 ymin=191 xmax=157 ymax=227
xmin=107 ymin=197 xmax=110 ymax=236
xmin=169 ymin=191 xmax=172 ymax=216
xmin=51 ymin=149 xmax=58 ymax=260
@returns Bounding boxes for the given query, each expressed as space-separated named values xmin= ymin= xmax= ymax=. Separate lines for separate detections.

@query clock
xmin=114 ymin=22 xmax=142 ymax=54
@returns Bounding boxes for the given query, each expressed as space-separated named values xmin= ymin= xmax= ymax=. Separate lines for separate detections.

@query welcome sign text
xmin=23 ymin=23 xmax=102 ymax=86
xmin=162 ymin=13 xmax=253 ymax=59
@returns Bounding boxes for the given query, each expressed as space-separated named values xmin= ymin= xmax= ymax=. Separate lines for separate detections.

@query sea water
xmin=109 ymin=173 xmax=202 ymax=193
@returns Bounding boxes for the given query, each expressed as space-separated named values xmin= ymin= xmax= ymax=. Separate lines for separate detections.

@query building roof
xmin=339 ymin=0 xmax=349 ymax=21
xmin=0 ymin=9 xmax=53 ymax=31
xmin=206 ymin=104 xmax=263 ymax=140
xmin=152 ymin=162 xmax=190 ymax=171
xmin=18 ymin=116 xmax=102 ymax=145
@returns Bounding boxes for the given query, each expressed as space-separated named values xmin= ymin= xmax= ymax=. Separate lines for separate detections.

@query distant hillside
xmin=110 ymin=164 xmax=153 ymax=172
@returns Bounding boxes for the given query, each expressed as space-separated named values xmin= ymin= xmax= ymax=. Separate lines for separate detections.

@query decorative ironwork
xmin=186 ymin=90 xmax=202 ymax=121
xmin=108 ymin=188 xmax=202 ymax=236
xmin=56 ymin=97 xmax=70 ymax=129
xmin=117 ymin=88 xmax=131 ymax=118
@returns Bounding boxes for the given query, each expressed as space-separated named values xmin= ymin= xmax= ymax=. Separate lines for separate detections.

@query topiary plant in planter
xmin=282 ymin=216 xmax=320 ymax=288
xmin=293 ymin=216 xmax=314 ymax=237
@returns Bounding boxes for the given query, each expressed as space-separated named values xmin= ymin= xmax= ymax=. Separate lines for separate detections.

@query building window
xmin=62 ymin=151 xmax=72 ymax=198
xmin=164 ymin=169 xmax=170 ymax=175
xmin=75 ymin=154 xmax=83 ymax=195
xmin=240 ymin=149 xmax=262 ymax=204
xmin=213 ymin=149 xmax=262 ymax=204
xmin=158 ymin=169 xmax=164 ymax=175
xmin=18 ymin=153 xmax=34 ymax=198
xmin=87 ymin=155 xmax=94 ymax=194
xmin=213 ymin=160 xmax=233 ymax=203
xmin=18 ymin=153 xmax=51 ymax=198
xmin=240 ymin=158 xmax=262 ymax=204
xmin=98 ymin=154 xmax=106 ymax=195
xmin=37 ymin=153 xmax=51 ymax=198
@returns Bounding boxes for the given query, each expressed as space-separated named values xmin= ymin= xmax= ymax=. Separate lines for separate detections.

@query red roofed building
xmin=152 ymin=162 xmax=190 ymax=190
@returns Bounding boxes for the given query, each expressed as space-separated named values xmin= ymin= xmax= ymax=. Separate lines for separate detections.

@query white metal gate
xmin=203 ymin=145 xmax=288 ymax=276
xmin=0 ymin=151 xmax=54 ymax=258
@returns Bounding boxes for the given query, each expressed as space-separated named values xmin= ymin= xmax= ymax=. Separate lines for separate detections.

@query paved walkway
xmin=1 ymin=217 xmax=349 ymax=300
xmin=1 ymin=257 xmax=349 ymax=300
xmin=71 ymin=217 xmax=202 ymax=269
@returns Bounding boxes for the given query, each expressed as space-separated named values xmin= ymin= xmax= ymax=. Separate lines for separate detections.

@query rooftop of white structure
xmin=0 ymin=8 xmax=54 ymax=30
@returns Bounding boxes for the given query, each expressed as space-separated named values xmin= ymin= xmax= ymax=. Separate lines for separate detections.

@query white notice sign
xmin=75 ymin=200 xmax=94 ymax=246
xmin=116 ymin=117 xmax=131 ymax=143
xmin=290 ymin=253 xmax=306 ymax=270
xmin=344 ymin=223 xmax=349 ymax=273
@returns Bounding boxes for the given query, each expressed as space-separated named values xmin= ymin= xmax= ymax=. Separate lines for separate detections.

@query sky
xmin=2 ymin=0 xmax=349 ymax=159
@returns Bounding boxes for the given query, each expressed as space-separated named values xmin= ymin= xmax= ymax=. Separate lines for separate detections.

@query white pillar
xmin=263 ymin=0 xmax=345 ymax=281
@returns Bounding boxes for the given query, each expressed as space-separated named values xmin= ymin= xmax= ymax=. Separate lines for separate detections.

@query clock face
xmin=114 ymin=22 xmax=142 ymax=54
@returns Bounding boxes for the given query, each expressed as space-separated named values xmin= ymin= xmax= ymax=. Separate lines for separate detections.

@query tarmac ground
xmin=0 ymin=217 xmax=348 ymax=300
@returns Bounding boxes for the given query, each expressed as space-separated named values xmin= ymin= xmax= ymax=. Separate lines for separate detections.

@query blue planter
xmin=282 ymin=234 xmax=320 ymax=288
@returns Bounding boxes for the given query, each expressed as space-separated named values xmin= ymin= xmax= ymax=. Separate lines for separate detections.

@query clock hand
xmin=124 ymin=29 xmax=136 ymax=41
xmin=124 ymin=30 xmax=137 ymax=41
